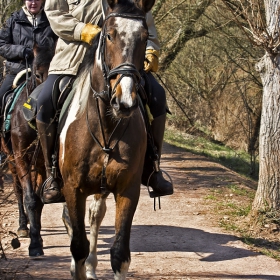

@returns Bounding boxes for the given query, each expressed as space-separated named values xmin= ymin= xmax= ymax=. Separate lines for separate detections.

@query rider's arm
xmin=44 ymin=0 xmax=86 ymax=41
xmin=144 ymin=12 xmax=160 ymax=72
xmin=146 ymin=11 xmax=160 ymax=51
xmin=0 ymin=15 xmax=27 ymax=60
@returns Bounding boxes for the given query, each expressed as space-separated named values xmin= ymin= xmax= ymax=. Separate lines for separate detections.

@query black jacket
xmin=0 ymin=8 xmax=57 ymax=75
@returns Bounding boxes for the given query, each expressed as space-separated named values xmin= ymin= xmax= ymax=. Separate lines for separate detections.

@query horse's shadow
xmin=42 ymin=224 xmax=263 ymax=262
xmin=95 ymin=225 xmax=255 ymax=262
xmin=38 ymin=224 xmax=279 ymax=280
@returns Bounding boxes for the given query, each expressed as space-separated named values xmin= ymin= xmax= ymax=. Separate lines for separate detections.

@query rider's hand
xmin=144 ymin=49 xmax=159 ymax=72
xmin=23 ymin=48 xmax=33 ymax=59
xmin=81 ymin=23 xmax=101 ymax=45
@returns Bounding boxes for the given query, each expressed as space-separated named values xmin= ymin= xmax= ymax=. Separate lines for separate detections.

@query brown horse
xmin=59 ymin=0 xmax=153 ymax=278
xmin=1 ymin=42 xmax=55 ymax=255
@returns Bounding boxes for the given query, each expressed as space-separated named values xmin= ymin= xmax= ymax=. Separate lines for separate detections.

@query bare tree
xmin=0 ymin=0 xmax=21 ymax=26
xmin=222 ymin=0 xmax=280 ymax=212
xmin=154 ymin=0 xmax=216 ymax=71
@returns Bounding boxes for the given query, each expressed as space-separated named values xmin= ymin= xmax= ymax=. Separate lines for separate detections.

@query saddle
xmin=2 ymin=82 xmax=27 ymax=135
xmin=22 ymin=75 xmax=75 ymax=130
xmin=1 ymin=69 xmax=31 ymax=136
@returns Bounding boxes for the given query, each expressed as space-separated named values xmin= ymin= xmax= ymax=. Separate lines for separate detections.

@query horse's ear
xmin=107 ymin=0 xmax=118 ymax=9
xmin=107 ymin=0 xmax=155 ymax=12
xmin=135 ymin=0 xmax=155 ymax=13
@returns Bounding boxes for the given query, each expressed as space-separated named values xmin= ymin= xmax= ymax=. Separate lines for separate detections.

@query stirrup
xmin=40 ymin=175 xmax=65 ymax=204
xmin=146 ymin=169 xmax=173 ymax=211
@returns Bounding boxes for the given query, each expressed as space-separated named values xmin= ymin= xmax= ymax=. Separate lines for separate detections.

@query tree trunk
xmin=253 ymin=0 xmax=280 ymax=212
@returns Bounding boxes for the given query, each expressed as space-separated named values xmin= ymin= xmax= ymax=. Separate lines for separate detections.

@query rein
xmin=24 ymin=56 xmax=36 ymax=98
xmin=86 ymin=12 xmax=146 ymax=193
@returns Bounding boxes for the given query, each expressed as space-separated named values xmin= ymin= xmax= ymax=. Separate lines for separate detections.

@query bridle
xmin=87 ymin=11 xmax=148 ymax=194
xmin=97 ymin=12 xmax=147 ymax=99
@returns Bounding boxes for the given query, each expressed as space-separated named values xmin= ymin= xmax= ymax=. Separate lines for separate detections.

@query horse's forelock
xmin=109 ymin=0 xmax=144 ymax=16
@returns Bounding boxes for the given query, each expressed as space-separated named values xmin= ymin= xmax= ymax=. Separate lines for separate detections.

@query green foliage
xmin=164 ymin=127 xmax=258 ymax=178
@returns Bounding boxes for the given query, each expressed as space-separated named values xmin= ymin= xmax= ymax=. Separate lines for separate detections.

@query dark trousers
xmin=145 ymin=72 xmax=166 ymax=118
xmin=36 ymin=72 xmax=166 ymax=123
xmin=36 ymin=74 xmax=61 ymax=123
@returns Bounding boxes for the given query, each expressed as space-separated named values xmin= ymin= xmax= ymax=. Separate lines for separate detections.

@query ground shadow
xmin=95 ymin=225 xmax=257 ymax=262
xmin=162 ymin=142 xmax=257 ymax=190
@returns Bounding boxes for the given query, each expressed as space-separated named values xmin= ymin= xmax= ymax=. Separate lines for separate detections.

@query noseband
xmin=98 ymin=12 xmax=147 ymax=99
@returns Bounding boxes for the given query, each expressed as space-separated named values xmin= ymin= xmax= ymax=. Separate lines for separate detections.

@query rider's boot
xmin=36 ymin=120 xmax=64 ymax=204
xmin=142 ymin=113 xmax=173 ymax=197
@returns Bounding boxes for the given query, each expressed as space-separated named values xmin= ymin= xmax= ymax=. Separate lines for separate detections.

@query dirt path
xmin=0 ymin=143 xmax=280 ymax=280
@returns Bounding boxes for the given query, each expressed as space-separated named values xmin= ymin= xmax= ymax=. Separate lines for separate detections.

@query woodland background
xmin=0 ymin=0 xmax=264 ymax=176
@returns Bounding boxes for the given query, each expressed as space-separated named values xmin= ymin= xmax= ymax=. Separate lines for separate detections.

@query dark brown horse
xmin=1 ymin=42 xmax=55 ymax=255
xmin=59 ymin=0 xmax=153 ymax=278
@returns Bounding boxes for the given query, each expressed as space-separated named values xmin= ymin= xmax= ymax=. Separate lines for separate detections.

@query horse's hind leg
xmin=62 ymin=202 xmax=73 ymax=239
xmin=111 ymin=187 xmax=140 ymax=280
xmin=10 ymin=164 xmax=29 ymax=237
xmin=15 ymin=159 xmax=44 ymax=256
xmin=85 ymin=193 xmax=109 ymax=280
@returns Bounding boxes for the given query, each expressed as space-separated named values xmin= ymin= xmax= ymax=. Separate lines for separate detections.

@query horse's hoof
xmin=17 ymin=229 xmax=29 ymax=238
xmin=29 ymin=248 xmax=44 ymax=257
xmin=86 ymin=272 xmax=98 ymax=280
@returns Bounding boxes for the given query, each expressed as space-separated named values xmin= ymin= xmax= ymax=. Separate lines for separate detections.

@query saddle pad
xmin=3 ymin=81 xmax=27 ymax=133
xmin=57 ymin=85 xmax=76 ymax=134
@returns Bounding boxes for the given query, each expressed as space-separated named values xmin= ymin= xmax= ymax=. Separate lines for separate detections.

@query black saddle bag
xmin=22 ymin=82 xmax=45 ymax=129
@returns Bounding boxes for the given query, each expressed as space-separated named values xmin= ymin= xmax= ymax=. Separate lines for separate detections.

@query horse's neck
xmin=92 ymin=64 xmax=106 ymax=92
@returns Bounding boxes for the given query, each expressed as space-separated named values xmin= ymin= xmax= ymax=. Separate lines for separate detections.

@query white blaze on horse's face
xmin=119 ymin=75 xmax=134 ymax=107
xmin=115 ymin=17 xmax=143 ymax=57
xmin=110 ymin=17 xmax=144 ymax=114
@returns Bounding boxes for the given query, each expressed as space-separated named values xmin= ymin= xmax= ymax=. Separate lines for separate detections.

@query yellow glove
xmin=144 ymin=49 xmax=159 ymax=72
xmin=81 ymin=23 xmax=101 ymax=45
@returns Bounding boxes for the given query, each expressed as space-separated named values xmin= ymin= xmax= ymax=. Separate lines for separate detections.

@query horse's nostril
xmin=110 ymin=96 xmax=120 ymax=110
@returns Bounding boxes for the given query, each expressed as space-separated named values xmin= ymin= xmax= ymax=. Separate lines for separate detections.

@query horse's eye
xmin=107 ymin=34 xmax=112 ymax=42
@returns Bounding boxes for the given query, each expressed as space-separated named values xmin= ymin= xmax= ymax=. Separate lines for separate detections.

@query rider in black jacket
xmin=0 ymin=0 xmax=57 ymax=111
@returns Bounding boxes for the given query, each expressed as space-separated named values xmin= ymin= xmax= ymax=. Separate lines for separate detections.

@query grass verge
xmin=164 ymin=127 xmax=258 ymax=179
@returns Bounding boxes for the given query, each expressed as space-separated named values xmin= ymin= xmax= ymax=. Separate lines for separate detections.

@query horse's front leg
xmin=64 ymin=186 xmax=89 ymax=280
xmin=22 ymin=173 xmax=44 ymax=256
xmin=112 ymin=185 xmax=140 ymax=280
xmin=85 ymin=193 xmax=109 ymax=279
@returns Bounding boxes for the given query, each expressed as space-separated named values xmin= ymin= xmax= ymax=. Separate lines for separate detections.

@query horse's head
xmin=33 ymin=38 xmax=56 ymax=84
xmin=97 ymin=0 xmax=155 ymax=118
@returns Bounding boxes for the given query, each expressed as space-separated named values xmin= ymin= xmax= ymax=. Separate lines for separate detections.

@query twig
xmin=0 ymin=239 xmax=7 ymax=260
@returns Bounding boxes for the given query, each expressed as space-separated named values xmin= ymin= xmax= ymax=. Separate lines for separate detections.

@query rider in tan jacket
xmin=37 ymin=0 xmax=173 ymax=204
xmin=45 ymin=0 xmax=160 ymax=75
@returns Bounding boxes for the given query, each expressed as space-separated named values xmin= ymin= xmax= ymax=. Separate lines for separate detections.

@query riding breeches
xmin=36 ymin=74 xmax=61 ymax=123
xmin=36 ymin=72 xmax=166 ymax=123
xmin=145 ymin=72 xmax=167 ymax=118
